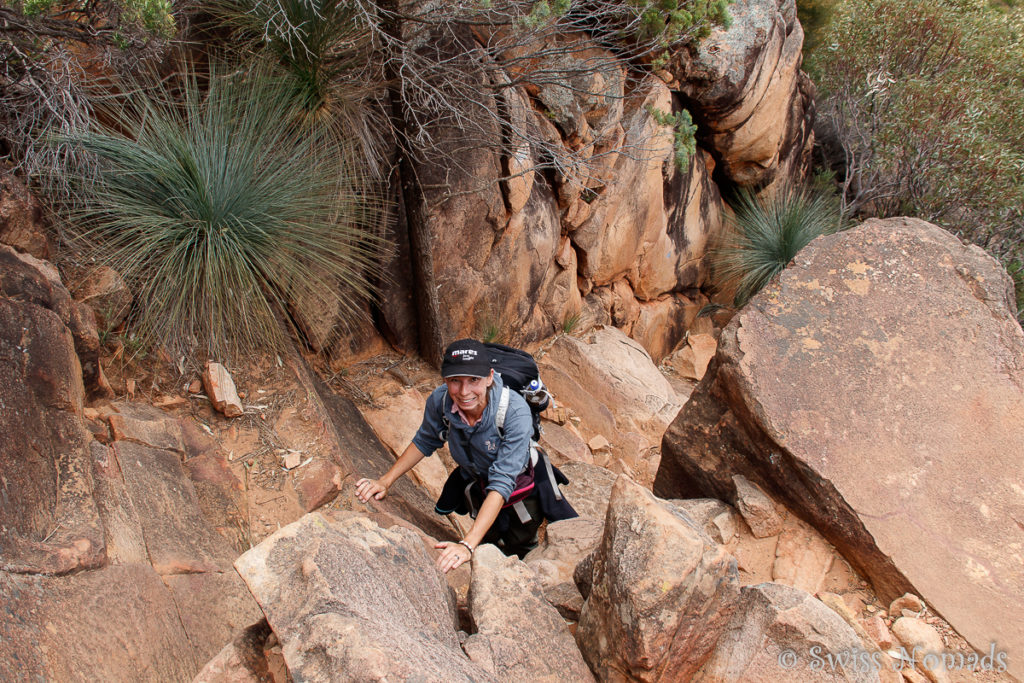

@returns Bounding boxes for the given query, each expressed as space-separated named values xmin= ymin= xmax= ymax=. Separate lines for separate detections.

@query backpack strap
xmin=464 ymin=480 xmax=478 ymax=518
xmin=439 ymin=388 xmax=450 ymax=442
xmin=511 ymin=500 xmax=532 ymax=523
xmin=539 ymin=445 xmax=562 ymax=501
xmin=494 ymin=385 xmax=510 ymax=438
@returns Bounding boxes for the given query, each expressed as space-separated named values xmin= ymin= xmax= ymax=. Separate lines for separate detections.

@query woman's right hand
xmin=355 ymin=478 xmax=388 ymax=502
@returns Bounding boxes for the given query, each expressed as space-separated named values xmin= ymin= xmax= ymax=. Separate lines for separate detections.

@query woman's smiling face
xmin=444 ymin=371 xmax=494 ymax=420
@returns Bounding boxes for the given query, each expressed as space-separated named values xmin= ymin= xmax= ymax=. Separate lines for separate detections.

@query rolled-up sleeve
xmin=411 ymin=387 xmax=446 ymax=457
xmin=484 ymin=397 xmax=532 ymax=501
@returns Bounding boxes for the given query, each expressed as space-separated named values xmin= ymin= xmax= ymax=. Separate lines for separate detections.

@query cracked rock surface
xmin=655 ymin=217 xmax=1024 ymax=678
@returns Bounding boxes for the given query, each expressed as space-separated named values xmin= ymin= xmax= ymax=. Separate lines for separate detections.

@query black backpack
xmin=484 ymin=343 xmax=552 ymax=441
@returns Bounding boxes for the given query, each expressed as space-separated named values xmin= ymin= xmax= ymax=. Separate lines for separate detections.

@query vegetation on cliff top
xmin=805 ymin=0 xmax=1024 ymax=319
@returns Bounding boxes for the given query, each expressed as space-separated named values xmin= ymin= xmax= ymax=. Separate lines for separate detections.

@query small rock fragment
xmin=889 ymin=593 xmax=925 ymax=618
xmin=109 ymin=413 xmax=184 ymax=453
xmin=153 ymin=395 xmax=187 ymax=408
xmin=294 ymin=459 xmax=343 ymax=511
xmin=773 ymin=516 xmax=835 ymax=593
xmin=687 ymin=333 xmax=717 ymax=380
xmin=669 ymin=499 xmax=737 ymax=545
xmin=817 ymin=592 xmax=879 ymax=653
xmin=732 ymin=474 xmax=783 ymax=538
xmin=203 ymin=362 xmax=244 ymax=418
xmin=84 ymin=416 xmax=111 ymax=444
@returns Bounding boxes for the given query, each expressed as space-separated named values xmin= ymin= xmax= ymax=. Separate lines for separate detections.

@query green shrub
xmin=62 ymin=64 xmax=387 ymax=359
xmin=796 ymin=0 xmax=839 ymax=54
xmin=17 ymin=0 xmax=174 ymax=35
xmin=1 ymin=0 xmax=174 ymax=190
xmin=714 ymin=187 xmax=848 ymax=307
xmin=480 ymin=320 xmax=503 ymax=344
xmin=1008 ymin=259 xmax=1024 ymax=319
xmin=633 ymin=0 xmax=732 ymax=44
xmin=806 ymin=0 xmax=1024 ymax=322
xmin=647 ymin=105 xmax=698 ymax=171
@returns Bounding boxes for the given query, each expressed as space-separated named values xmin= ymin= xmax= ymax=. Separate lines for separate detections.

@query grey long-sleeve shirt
xmin=411 ymin=373 xmax=532 ymax=501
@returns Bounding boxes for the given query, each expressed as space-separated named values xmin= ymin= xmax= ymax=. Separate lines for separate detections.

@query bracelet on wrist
xmin=458 ymin=540 xmax=474 ymax=557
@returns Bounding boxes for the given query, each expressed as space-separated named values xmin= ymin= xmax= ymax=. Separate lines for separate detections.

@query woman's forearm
xmin=463 ymin=489 xmax=505 ymax=548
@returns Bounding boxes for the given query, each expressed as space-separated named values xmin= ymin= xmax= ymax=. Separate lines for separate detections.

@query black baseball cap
xmin=441 ymin=339 xmax=493 ymax=378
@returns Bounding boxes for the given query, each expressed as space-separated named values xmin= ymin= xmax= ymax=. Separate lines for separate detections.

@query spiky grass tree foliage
xmin=206 ymin=0 xmax=387 ymax=176
xmin=715 ymin=188 xmax=847 ymax=308
xmin=67 ymin=65 xmax=387 ymax=360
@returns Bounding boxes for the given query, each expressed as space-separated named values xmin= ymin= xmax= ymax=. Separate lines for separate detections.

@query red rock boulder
xmin=655 ymin=217 xmax=1024 ymax=678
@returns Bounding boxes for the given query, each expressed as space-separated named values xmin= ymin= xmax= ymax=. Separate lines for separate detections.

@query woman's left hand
xmin=434 ymin=541 xmax=472 ymax=573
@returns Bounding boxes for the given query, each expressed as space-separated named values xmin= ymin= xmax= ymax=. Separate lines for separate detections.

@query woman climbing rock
xmin=356 ymin=338 xmax=576 ymax=573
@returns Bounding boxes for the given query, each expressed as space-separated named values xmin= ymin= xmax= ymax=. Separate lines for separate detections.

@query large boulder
xmin=0 ymin=244 xmax=110 ymax=397
xmin=402 ymin=46 xmax=566 ymax=347
xmin=524 ymin=517 xmax=605 ymax=618
xmin=359 ymin=384 xmax=453 ymax=501
xmin=575 ymin=476 xmax=740 ymax=681
xmin=291 ymin=352 xmax=458 ymax=542
xmin=112 ymin=434 xmax=236 ymax=574
xmin=192 ymin=620 xmax=275 ymax=683
xmin=0 ymin=262 xmax=257 ymax=679
xmin=100 ymin=405 xmax=262 ymax=665
xmin=178 ymin=420 xmax=249 ymax=556
xmin=654 ymin=217 xmax=1024 ymax=677
xmin=70 ymin=265 xmax=132 ymax=332
xmin=570 ymin=78 xmax=672 ymax=289
xmin=464 ymin=544 xmax=594 ymax=681
xmin=673 ymin=0 xmax=813 ymax=188
xmin=570 ymin=80 xmax=723 ymax=306
xmin=557 ymin=461 xmax=619 ymax=521
xmin=631 ymin=293 xmax=706 ymax=365
xmin=234 ymin=512 xmax=496 ymax=682
xmin=394 ymin=30 xmax=727 ymax=353
xmin=538 ymin=326 xmax=682 ymax=457
xmin=694 ymin=583 xmax=880 ymax=682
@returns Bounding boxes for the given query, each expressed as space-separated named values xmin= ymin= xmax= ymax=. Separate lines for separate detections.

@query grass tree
xmin=203 ymin=0 xmax=390 ymax=176
xmin=714 ymin=187 xmax=848 ymax=307
xmin=63 ymin=63 xmax=388 ymax=360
